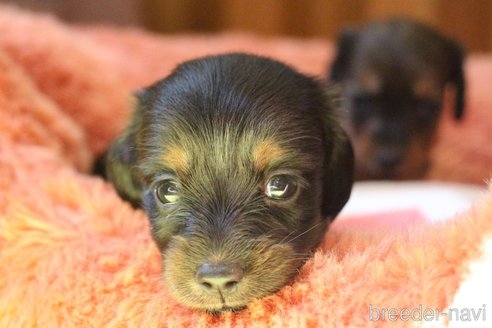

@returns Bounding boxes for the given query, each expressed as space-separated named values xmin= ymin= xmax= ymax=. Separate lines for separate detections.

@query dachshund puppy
xmin=103 ymin=53 xmax=354 ymax=312
xmin=329 ymin=19 xmax=465 ymax=180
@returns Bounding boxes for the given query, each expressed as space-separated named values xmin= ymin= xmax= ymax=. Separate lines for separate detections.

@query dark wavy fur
xmin=102 ymin=53 xmax=354 ymax=312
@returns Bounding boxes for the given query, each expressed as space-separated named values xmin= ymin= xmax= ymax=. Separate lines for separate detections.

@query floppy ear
xmin=329 ymin=28 xmax=358 ymax=82
xmin=322 ymin=128 xmax=354 ymax=221
xmin=446 ymin=40 xmax=466 ymax=120
xmin=320 ymin=87 xmax=355 ymax=221
xmin=105 ymin=90 xmax=147 ymax=207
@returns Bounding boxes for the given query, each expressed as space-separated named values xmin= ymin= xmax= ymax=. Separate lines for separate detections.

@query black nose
xmin=375 ymin=150 xmax=403 ymax=169
xmin=196 ymin=262 xmax=243 ymax=293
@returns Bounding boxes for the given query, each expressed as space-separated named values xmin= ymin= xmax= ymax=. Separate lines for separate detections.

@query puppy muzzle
xmin=163 ymin=231 xmax=298 ymax=311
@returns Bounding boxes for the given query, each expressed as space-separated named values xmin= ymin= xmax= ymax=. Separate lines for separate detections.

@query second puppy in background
xmin=329 ymin=19 xmax=466 ymax=180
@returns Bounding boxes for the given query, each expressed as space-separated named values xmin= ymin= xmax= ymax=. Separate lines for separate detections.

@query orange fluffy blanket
xmin=0 ymin=7 xmax=491 ymax=327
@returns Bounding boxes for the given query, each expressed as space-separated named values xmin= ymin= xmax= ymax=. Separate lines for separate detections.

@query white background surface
xmin=340 ymin=181 xmax=488 ymax=222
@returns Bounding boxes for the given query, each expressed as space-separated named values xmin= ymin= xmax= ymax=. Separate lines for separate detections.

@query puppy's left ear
xmin=447 ymin=40 xmax=466 ymax=120
xmin=320 ymin=89 xmax=355 ymax=221
xmin=105 ymin=89 xmax=148 ymax=207
xmin=329 ymin=28 xmax=358 ymax=82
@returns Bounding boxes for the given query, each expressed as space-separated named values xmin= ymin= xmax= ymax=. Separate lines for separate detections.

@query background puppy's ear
xmin=105 ymin=89 xmax=148 ymax=207
xmin=320 ymin=87 xmax=355 ymax=221
xmin=447 ymin=40 xmax=466 ymax=120
xmin=329 ymin=28 xmax=358 ymax=82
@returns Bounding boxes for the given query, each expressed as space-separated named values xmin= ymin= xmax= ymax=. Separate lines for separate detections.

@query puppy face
xmin=105 ymin=54 xmax=354 ymax=312
xmin=329 ymin=19 xmax=465 ymax=180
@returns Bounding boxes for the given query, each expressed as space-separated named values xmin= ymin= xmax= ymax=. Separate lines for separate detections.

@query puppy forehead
xmin=159 ymin=132 xmax=291 ymax=175
xmin=147 ymin=55 xmax=326 ymax=176
xmin=352 ymin=70 xmax=381 ymax=94
xmin=351 ymin=64 xmax=442 ymax=99
xmin=413 ymin=76 xmax=441 ymax=99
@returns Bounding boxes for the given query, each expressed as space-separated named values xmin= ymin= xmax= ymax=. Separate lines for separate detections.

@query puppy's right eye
xmin=154 ymin=180 xmax=180 ymax=204
xmin=415 ymin=99 xmax=440 ymax=121
xmin=352 ymin=95 xmax=379 ymax=122
xmin=265 ymin=175 xmax=298 ymax=200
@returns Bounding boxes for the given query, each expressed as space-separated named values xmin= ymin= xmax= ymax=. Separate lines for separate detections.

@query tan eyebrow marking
xmin=252 ymin=139 xmax=285 ymax=171
xmin=358 ymin=70 xmax=381 ymax=93
xmin=414 ymin=77 xmax=441 ymax=99
xmin=161 ymin=144 xmax=189 ymax=174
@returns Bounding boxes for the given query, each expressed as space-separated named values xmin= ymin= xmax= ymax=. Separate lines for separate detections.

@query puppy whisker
xmin=279 ymin=229 xmax=298 ymax=244
xmin=283 ymin=135 xmax=323 ymax=144
xmin=286 ymin=221 xmax=324 ymax=244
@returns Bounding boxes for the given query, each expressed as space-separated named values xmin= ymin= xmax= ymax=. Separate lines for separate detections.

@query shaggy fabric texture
xmin=0 ymin=6 xmax=491 ymax=327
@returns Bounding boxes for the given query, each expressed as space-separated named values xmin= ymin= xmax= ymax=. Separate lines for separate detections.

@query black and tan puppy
xmin=103 ymin=53 xmax=354 ymax=312
xmin=329 ymin=19 xmax=465 ymax=180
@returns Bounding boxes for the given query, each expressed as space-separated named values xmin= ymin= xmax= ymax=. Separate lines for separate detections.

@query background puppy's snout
xmin=375 ymin=150 xmax=404 ymax=170
xmin=374 ymin=121 xmax=410 ymax=145
xmin=196 ymin=262 xmax=244 ymax=293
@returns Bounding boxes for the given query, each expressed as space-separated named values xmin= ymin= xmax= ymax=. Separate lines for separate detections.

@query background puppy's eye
xmin=415 ymin=98 xmax=440 ymax=121
xmin=353 ymin=94 xmax=382 ymax=108
xmin=265 ymin=175 xmax=297 ymax=200
xmin=352 ymin=95 xmax=380 ymax=122
xmin=154 ymin=180 xmax=180 ymax=204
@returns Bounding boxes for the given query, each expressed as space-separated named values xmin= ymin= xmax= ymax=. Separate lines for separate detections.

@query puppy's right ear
xmin=321 ymin=125 xmax=354 ymax=221
xmin=105 ymin=89 xmax=148 ymax=207
xmin=447 ymin=41 xmax=466 ymax=120
xmin=329 ymin=28 xmax=358 ymax=82
xmin=320 ymin=86 xmax=355 ymax=221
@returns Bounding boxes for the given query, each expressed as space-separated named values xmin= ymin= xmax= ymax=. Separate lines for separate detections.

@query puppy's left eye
xmin=265 ymin=175 xmax=297 ymax=200
xmin=415 ymin=99 xmax=440 ymax=121
xmin=155 ymin=180 xmax=180 ymax=204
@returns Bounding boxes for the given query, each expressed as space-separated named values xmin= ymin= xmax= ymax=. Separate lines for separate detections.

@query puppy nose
xmin=376 ymin=151 xmax=403 ymax=169
xmin=196 ymin=262 xmax=243 ymax=292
